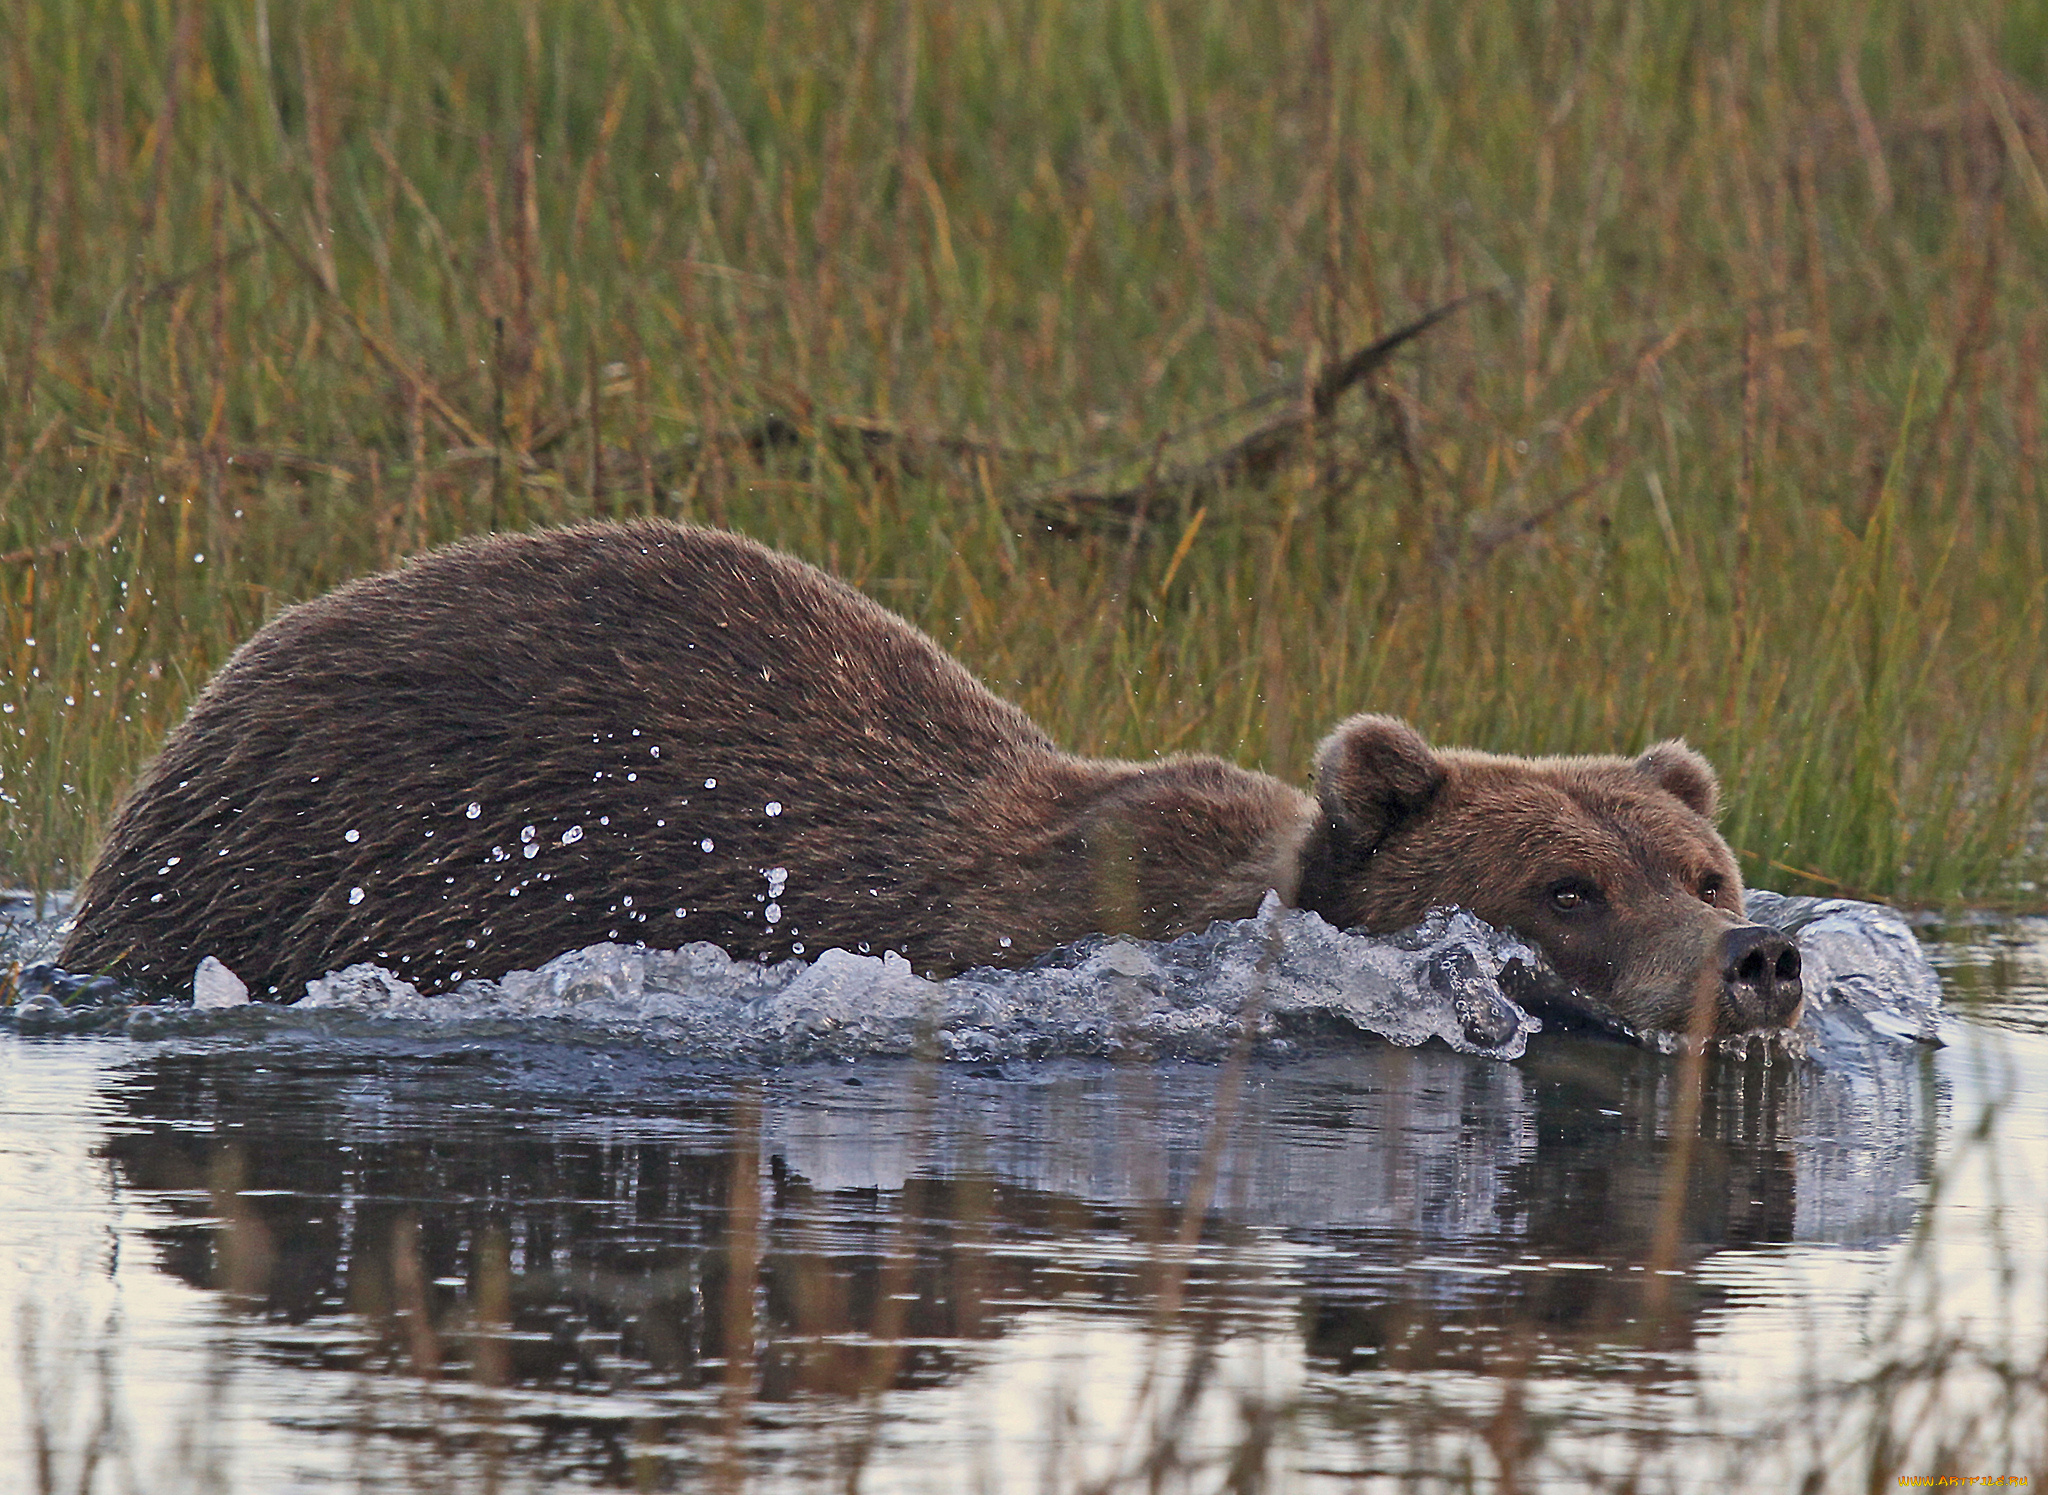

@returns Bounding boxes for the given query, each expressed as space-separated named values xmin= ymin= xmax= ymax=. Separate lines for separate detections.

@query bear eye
xmin=1546 ymin=880 xmax=1599 ymax=915
xmin=1699 ymin=874 xmax=1726 ymax=903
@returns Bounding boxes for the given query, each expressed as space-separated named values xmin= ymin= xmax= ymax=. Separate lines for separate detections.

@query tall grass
xmin=1 ymin=0 xmax=2044 ymax=907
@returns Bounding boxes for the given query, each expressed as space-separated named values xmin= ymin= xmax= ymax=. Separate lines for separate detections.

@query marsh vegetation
xmin=0 ymin=0 xmax=2044 ymax=910
xmin=3 ymin=6 xmax=2047 ymax=1485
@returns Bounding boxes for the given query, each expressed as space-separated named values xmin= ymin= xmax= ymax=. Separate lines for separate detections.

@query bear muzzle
xmin=1719 ymin=923 xmax=1804 ymax=1029
xmin=1500 ymin=912 xmax=1808 ymax=1039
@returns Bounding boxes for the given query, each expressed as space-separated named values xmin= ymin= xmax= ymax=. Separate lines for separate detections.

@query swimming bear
xmin=60 ymin=521 xmax=1801 ymax=1035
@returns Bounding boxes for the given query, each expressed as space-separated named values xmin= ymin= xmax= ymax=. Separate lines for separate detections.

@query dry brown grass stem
xmin=1039 ymin=289 xmax=1498 ymax=526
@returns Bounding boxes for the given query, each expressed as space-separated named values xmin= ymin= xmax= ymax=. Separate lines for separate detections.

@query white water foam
xmin=297 ymin=894 xmax=1547 ymax=1060
xmin=290 ymin=892 xmax=1944 ymax=1065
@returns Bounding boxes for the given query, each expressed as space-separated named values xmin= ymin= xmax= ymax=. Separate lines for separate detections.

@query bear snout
xmin=1720 ymin=924 xmax=1804 ymax=1027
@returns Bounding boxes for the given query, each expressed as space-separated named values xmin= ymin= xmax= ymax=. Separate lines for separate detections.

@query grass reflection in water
xmin=7 ymin=951 xmax=2039 ymax=1494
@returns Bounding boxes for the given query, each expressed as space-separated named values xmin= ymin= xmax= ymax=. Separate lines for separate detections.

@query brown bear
xmin=60 ymin=520 xmax=1802 ymax=1036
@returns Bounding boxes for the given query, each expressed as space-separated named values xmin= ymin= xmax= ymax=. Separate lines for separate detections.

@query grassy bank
xmin=1 ymin=0 xmax=2044 ymax=907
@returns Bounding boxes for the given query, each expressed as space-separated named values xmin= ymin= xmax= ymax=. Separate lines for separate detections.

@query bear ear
xmin=1313 ymin=714 xmax=1446 ymax=846
xmin=1635 ymin=740 xmax=1719 ymax=819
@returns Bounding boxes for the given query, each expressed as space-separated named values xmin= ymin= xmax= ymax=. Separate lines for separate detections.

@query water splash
xmin=295 ymin=895 xmax=1542 ymax=1060
xmin=4 ymin=888 xmax=1942 ymax=1064
xmin=1742 ymin=890 xmax=1943 ymax=1061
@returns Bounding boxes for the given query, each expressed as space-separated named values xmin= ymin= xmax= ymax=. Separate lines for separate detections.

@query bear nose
xmin=1721 ymin=924 xmax=1804 ymax=1027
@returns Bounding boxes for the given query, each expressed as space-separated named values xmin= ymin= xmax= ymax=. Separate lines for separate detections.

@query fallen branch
xmin=1452 ymin=321 xmax=1693 ymax=564
xmin=67 ymin=429 xmax=364 ymax=486
xmin=721 ymin=406 xmax=1055 ymax=475
xmin=232 ymin=179 xmax=499 ymax=459
xmin=596 ymin=406 xmax=1058 ymax=496
xmin=1034 ymin=288 xmax=1500 ymax=525
xmin=1463 ymin=451 xmax=1630 ymax=565
xmin=0 ymin=416 xmax=67 ymax=513
xmin=0 ymin=497 xmax=134 ymax=567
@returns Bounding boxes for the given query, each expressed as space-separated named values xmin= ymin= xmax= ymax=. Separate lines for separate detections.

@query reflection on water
xmin=2 ymin=918 xmax=2044 ymax=1491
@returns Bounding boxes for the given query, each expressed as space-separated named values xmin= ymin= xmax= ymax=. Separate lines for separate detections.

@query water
xmin=1 ymin=895 xmax=2040 ymax=1492
xmin=6 ymin=890 xmax=1939 ymax=1063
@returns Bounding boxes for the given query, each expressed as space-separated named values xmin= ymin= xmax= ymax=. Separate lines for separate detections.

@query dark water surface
xmin=3 ymin=910 xmax=2043 ymax=1493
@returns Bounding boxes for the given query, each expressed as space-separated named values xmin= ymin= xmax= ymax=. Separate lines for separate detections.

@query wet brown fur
xmin=61 ymin=522 xmax=1799 ymax=1034
xmin=1295 ymin=717 xmax=1796 ymax=1033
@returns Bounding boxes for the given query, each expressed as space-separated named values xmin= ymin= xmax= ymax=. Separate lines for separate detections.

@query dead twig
xmin=231 ymin=178 xmax=500 ymax=459
xmin=1035 ymin=288 xmax=1500 ymax=526
xmin=1453 ymin=321 xmax=1693 ymax=565
xmin=683 ymin=405 xmax=1055 ymax=481
xmin=0 ymin=495 xmax=133 ymax=567
xmin=68 ymin=428 xmax=362 ymax=486
xmin=0 ymin=416 xmax=67 ymax=513
xmin=1464 ymin=451 xmax=1630 ymax=565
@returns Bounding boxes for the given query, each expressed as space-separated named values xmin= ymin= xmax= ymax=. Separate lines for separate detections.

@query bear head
xmin=1295 ymin=714 xmax=1803 ymax=1037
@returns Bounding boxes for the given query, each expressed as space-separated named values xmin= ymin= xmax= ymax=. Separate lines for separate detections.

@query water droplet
xmin=561 ymin=824 xmax=585 ymax=845
xmin=765 ymin=867 xmax=789 ymax=897
xmin=621 ymin=894 xmax=634 ymax=907
xmin=466 ymin=802 xmax=482 ymax=819
xmin=650 ymin=746 xmax=661 ymax=758
xmin=999 ymin=936 xmax=1013 ymax=949
xmin=520 ymin=824 xmax=537 ymax=843
xmin=626 ymin=772 xmax=638 ymax=782
xmin=765 ymin=800 xmax=783 ymax=817
xmin=765 ymin=902 xmax=782 ymax=924
xmin=348 ymin=886 xmax=365 ymax=905
xmin=674 ymin=906 xmax=688 ymax=918
xmin=344 ymin=828 xmax=361 ymax=843
xmin=700 ymin=838 xmax=715 ymax=853
xmin=791 ymin=941 xmax=805 ymax=954
xmin=704 ymin=777 xmax=717 ymax=789
xmin=523 ymin=844 xmax=539 ymax=859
